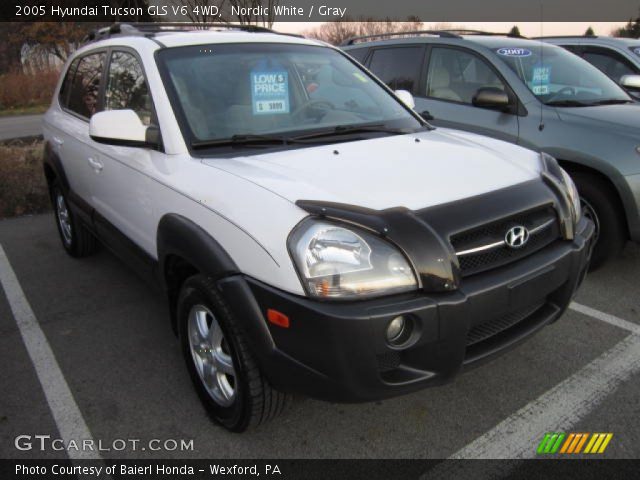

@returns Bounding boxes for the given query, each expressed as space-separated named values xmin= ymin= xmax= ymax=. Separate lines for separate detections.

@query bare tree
xmin=303 ymin=18 xmax=424 ymax=45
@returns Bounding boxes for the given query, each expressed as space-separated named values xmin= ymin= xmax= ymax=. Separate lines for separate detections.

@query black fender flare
xmin=157 ymin=213 xmax=239 ymax=285
xmin=43 ymin=141 xmax=70 ymax=194
xmin=157 ymin=213 xmax=276 ymax=358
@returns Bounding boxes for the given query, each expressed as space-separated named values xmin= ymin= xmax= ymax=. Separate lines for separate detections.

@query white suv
xmin=43 ymin=24 xmax=594 ymax=432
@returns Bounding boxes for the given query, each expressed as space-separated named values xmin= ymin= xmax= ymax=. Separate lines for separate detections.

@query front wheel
xmin=571 ymin=173 xmax=626 ymax=270
xmin=177 ymin=275 xmax=291 ymax=432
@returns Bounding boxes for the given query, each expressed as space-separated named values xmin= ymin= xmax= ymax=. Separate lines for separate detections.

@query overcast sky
xmin=275 ymin=22 xmax=627 ymax=36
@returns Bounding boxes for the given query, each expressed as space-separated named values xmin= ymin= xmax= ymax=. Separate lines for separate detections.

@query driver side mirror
xmin=620 ymin=74 xmax=640 ymax=91
xmin=394 ymin=90 xmax=415 ymax=109
xmin=89 ymin=110 xmax=160 ymax=149
xmin=472 ymin=87 xmax=511 ymax=111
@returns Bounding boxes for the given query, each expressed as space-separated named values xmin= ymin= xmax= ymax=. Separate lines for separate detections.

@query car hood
xmin=556 ymin=103 xmax=640 ymax=135
xmin=202 ymin=128 xmax=542 ymax=211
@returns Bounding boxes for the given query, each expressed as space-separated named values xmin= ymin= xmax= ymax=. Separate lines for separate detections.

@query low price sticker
xmin=251 ymin=70 xmax=290 ymax=115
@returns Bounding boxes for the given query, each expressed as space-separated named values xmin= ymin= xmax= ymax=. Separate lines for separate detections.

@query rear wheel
xmin=571 ymin=173 xmax=626 ymax=270
xmin=177 ymin=274 xmax=291 ymax=432
xmin=51 ymin=183 xmax=98 ymax=257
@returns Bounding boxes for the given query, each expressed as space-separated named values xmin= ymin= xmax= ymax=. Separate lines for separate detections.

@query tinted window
xmin=582 ymin=47 xmax=638 ymax=82
xmin=560 ymin=44 xmax=582 ymax=55
xmin=346 ymin=48 xmax=369 ymax=64
xmin=67 ymin=53 xmax=105 ymax=118
xmin=105 ymin=51 xmax=153 ymax=125
xmin=368 ymin=47 xmax=423 ymax=93
xmin=427 ymin=47 xmax=507 ymax=104
xmin=495 ymin=44 xmax=630 ymax=105
xmin=59 ymin=58 xmax=80 ymax=108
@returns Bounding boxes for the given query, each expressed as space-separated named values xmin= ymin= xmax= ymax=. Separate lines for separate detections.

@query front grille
xmin=467 ymin=302 xmax=545 ymax=347
xmin=451 ymin=207 xmax=559 ymax=277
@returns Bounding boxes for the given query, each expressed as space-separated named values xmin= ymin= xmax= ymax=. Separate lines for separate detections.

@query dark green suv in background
xmin=343 ymin=30 xmax=640 ymax=268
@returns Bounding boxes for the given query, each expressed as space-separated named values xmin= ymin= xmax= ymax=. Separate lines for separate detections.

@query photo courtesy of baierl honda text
xmin=1 ymin=0 xmax=640 ymax=479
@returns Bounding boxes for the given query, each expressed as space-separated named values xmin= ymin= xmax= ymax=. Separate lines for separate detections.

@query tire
xmin=571 ymin=173 xmax=626 ymax=270
xmin=51 ymin=183 xmax=98 ymax=258
xmin=177 ymin=274 xmax=291 ymax=432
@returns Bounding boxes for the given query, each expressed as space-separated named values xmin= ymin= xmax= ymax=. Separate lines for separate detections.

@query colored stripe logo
xmin=537 ymin=433 xmax=613 ymax=454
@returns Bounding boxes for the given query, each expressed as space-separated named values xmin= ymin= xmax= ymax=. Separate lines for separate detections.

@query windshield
xmin=156 ymin=43 xmax=422 ymax=146
xmin=494 ymin=45 xmax=631 ymax=106
xmin=631 ymin=46 xmax=640 ymax=58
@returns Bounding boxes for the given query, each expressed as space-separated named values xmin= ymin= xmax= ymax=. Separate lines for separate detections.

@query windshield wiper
xmin=191 ymin=124 xmax=421 ymax=149
xmin=191 ymin=133 xmax=292 ymax=150
xmin=290 ymin=124 xmax=412 ymax=142
xmin=544 ymin=99 xmax=594 ymax=107
xmin=591 ymin=98 xmax=634 ymax=105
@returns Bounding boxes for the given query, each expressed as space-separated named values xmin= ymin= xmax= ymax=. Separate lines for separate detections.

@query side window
xmin=582 ymin=47 xmax=639 ymax=82
xmin=368 ymin=47 xmax=424 ymax=93
xmin=58 ymin=58 xmax=80 ymax=109
xmin=426 ymin=47 xmax=507 ymax=104
xmin=67 ymin=52 xmax=106 ymax=119
xmin=560 ymin=44 xmax=582 ymax=55
xmin=105 ymin=51 xmax=153 ymax=126
xmin=346 ymin=48 xmax=369 ymax=64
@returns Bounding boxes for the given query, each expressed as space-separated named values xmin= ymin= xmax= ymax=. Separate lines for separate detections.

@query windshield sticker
xmin=497 ymin=47 xmax=532 ymax=57
xmin=531 ymin=65 xmax=551 ymax=95
xmin=251 ymin=70 xmax=290 ymax=115
xmin=633 ymin=47 xmax=640 ymax=56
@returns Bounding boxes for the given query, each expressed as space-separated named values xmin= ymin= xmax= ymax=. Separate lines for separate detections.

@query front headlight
xmin=540 ymin=152 xmax=581 ymax=223
xmin=559 ymin=167 xmax=581 ymax=222
xmin=289 ymin=220 xmax=418 ymax=299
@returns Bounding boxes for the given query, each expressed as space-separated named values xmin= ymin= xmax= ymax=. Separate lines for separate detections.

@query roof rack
xmin=340 ymin=28 xmax=527 ymax=46
xmin=83 ymin=22 xmax=302 ymax=44
xmin=341 ymin=30 xmax=462 ymax=46
xmin=531 ymin=35 xmax=598 ymax=39
xmin=438 ymin=29 xmax=526 ymax=38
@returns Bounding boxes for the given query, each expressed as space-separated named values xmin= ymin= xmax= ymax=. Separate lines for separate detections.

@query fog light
xmin=386 ymin=316 xmax=406 ymax=343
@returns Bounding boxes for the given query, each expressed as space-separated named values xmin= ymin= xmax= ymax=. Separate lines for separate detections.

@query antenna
xmin=538 ymin=3 xmax=545 ymax=132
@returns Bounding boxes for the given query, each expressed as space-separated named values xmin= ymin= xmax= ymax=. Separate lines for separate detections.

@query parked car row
xmin=44 ymin=24 xmax=625 ymax=432
xmin=343 ymin=30 xmax=640 ymax=269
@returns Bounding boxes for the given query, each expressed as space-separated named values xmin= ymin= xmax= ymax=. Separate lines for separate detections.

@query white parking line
xmin=0 ymin=244 xmax=102 ymax=461
xmin=423 ymin=332 xmax=640 ymax=478
xmin=570 ymin=302 xmax=640 ymax=335
xmin=423 ymin=302 xmax=640 ymax=472
xmin=447 ymin=333 xmax=640 ymax=460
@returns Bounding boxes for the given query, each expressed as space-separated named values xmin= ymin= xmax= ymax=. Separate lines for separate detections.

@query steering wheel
xmin=547 ymin=86 xmax=576 ymax=103
xmin=291 ymin=100 xmax=335 ymax=121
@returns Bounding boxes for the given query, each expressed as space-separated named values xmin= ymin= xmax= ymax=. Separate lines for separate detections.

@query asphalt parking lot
xmin=1 ymin=213 xmax=639 ymax=461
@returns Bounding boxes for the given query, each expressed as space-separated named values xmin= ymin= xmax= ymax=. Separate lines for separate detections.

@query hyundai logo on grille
xmin=505 ymin=226 xmax=530 ymax=249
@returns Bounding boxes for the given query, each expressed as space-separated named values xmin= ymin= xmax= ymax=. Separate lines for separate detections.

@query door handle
xmin=88 ymin=157 xmax=103 ymax=172
xmin=52 ymin=136 xmax=64 ymax=146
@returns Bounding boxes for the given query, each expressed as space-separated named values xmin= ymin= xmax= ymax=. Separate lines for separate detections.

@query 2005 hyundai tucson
xmin=43 ymin=24 xmax=594 ymax=431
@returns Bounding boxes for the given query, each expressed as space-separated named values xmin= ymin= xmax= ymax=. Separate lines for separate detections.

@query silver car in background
xmin=343 ymin=31 xmax=640 ymax=268
xmin=541 ymin=35 xmax=640 ymax=100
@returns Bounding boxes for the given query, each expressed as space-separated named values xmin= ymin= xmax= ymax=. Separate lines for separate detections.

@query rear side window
xmin=560 ymin=44 xmax=582 ymax=55
xmin=582 ymin=47 xmax=639 ymax=82
xmin=67 ymin=52 xmax=106 ymax=119
xmin=58 ymin=58 xmax=80 ymax=108
xmin=368 ymin=47 xmax=424 ymax=93
xmin=346 ymin=48 xmax=369 ymax=64
xmin=105 ymin=51 xmax=153 ymax=125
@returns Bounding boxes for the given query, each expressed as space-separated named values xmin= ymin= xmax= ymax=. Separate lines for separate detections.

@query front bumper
xmin=218 ymin=218 xmax=595 ymax=403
